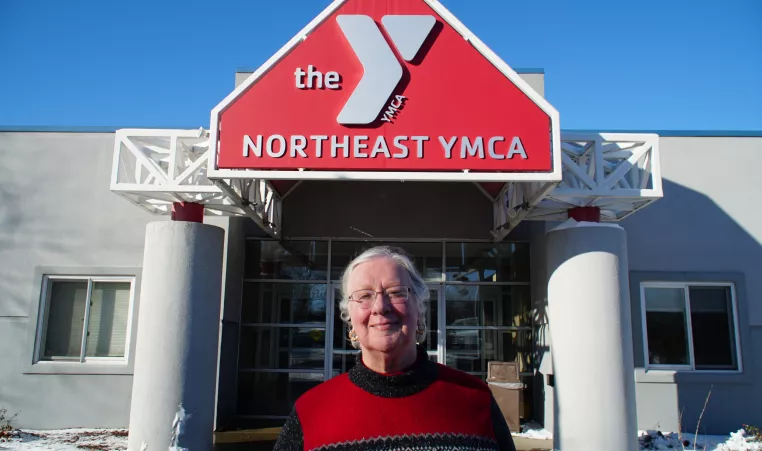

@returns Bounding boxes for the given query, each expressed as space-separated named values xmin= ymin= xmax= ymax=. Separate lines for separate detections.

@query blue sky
xmin=1 ymin=0 xmax=760 ymax=131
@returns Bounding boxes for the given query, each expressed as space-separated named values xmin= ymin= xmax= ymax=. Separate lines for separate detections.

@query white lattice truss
xmin=110 ymin=129 xmax=282 ymax=236
xmin=111 ymin=130 xmax=661 ymax=241
xmin=492 ymin=133 xmax=663 ymax=240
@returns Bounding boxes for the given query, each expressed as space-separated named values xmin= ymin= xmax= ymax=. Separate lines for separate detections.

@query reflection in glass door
xmin=425 ymin=285 xmax=441 ymax=363
xmin=444 ymin=284 xmax=533 ymax=377
xmin=237 ymin=282 xmax=327 ymax=422
xmin=328 ymin=283 xmax=353 ymax=377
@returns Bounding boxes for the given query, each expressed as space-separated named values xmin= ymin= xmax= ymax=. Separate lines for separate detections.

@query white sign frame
xmin=206 ymin=0 xmax=561 ymax=183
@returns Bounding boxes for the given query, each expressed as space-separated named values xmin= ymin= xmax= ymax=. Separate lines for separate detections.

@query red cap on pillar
xmin=568 ymin=207 xmax=601 ymax=223
xmin=171 ymin=202 xmax=204 ymax=223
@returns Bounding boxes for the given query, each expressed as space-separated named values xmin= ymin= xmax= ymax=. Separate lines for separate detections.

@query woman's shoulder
xmin=294 ymin=372 xmax=353 ymax=412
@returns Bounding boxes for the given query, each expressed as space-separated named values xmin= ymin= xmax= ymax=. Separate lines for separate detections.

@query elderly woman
xmin=274 ymin=246 xmax=516 ymax=450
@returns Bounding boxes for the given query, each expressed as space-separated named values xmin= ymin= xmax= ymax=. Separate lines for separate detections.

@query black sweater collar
xmin=348 ymin=346 xmax=439 ymax=398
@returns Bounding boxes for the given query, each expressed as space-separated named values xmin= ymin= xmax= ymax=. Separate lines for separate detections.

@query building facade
xmin=2 ymin=126 xmax=760 ymax=438
xmin=1 ymin=0 xmax=760 ymax=448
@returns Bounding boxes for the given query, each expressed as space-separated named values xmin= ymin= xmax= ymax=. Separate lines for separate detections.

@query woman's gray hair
xmin=339 ymin=246 xmax=429 ymax=348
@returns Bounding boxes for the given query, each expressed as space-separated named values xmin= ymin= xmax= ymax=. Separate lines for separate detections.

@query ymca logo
xmin=294 ymin=15 xmax=437 ymax=125
xmin=337 ymin=15 xmax=436 ymax=125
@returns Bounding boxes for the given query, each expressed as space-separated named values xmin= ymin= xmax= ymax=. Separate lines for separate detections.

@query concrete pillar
xmin=128 ymin=221 xmax=224 ymax=451
xmin=546 ymin=221 xmax=638 ymax=450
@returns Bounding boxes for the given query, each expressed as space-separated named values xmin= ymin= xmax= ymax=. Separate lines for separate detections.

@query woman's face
xmin=347 ymin=257 xmax=419 ymax=356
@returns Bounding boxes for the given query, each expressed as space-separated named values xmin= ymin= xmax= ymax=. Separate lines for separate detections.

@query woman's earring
xmin=348 ymin=328 xmax=359 ymax=342
xmin=415 ymin=327 xmax=426 ymax=345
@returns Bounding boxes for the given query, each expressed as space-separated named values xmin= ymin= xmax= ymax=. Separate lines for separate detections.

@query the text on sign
xmin=380 ymin=95 xmax=407 ymax=123
xmin=295 ymin=65 xmax=341 ymax=89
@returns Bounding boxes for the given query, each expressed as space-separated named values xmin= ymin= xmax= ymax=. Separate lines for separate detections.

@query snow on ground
xmin=516 ymin=428 xmax=554 ymax=440
xmin=638 ymin=429 xmax=762 ymax=451
xmin=511 ymin=423 xmax=761 ymax=450
xmin=0 ymin=426 xmax=760 ymax=450
xmin=513 ymin=422 xmax=554 ymax=440
xmin=0 ymin=429 xmax=127 ymax=451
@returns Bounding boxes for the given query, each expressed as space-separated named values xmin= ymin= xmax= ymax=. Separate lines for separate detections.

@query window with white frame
xmin=641 ymin=282 xmax=740 ymax=371
xmin=37 ymin=276 xmax=134 ymax=362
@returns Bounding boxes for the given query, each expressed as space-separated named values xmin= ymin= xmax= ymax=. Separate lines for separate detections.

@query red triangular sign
xmin=215 ymin=0 xmax=555 ymax=175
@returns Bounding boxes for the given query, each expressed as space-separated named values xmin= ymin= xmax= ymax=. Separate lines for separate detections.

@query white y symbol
xmin=336 ymin=15 xmax=436 ymax=125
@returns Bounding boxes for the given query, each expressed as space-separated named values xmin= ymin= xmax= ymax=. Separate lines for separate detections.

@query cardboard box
xmin=487 ymin=361 xmax=520 ymax=383
xmin=489 ymin=383 xmax=522 ymax=432
xmin=487 ymin=360 xmax=523 ymax=432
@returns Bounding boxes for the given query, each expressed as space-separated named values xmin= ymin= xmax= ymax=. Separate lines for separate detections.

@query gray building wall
xmin=0 ymin=131 xmax=244 ymax=431
xmin=622 ymin=136 xmax=762 ymax=434
xmin=529 ymin=136 xmax=762 ymax=435
xmin=0 ymin=132 xmax=155 ymax=428
xmin=2 ymin=131 xmax=758 ymax=436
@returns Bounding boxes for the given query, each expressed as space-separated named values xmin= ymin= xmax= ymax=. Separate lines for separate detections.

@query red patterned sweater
xmin=273 ymin=347 xmax=517 ymax=450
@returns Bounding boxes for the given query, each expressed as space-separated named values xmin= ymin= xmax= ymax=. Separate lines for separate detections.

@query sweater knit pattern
xmin=273 ymin=347 xmax=516 ymax=451
xmin=311 ymin=432 xmax=499 ymax=451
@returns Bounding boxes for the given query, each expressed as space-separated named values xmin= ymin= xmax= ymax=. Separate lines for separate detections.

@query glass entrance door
xmin=236 ymin=238 xmax=534 ymax=428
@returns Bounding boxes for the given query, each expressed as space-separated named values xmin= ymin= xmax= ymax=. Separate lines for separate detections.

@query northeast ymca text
xmin=241 ymin=135 xmax=529 ymax=160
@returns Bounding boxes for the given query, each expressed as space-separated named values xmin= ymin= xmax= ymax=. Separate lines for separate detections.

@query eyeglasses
xmin=348 ymin=286 xmax=411 ymax=309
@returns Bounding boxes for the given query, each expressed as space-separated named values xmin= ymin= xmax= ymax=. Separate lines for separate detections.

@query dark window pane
xmin=446 ymin=285 xmax=531 ymax=327
xmin=330 ymin=241 xmax=442 ymax=281
xmin=239 ymin=326 xmax=325 ymax=370
xmin=422 ymin=288 xmax=438 ymax=351
xmin=242 ymin=283 xmax=327 ymax=324
xmin=423 ymin=331 xmax=438 ymax=352
xmin=245 ymin=240 xmax=328 ymax=280
xmin=446 ymin=329 xmax=532 ymax=374
xmin=645 ymin=312 xmax=690 ymax=366
xmin=332 ymin=287 xmax=353 ymax=351
xmin=644 ymin=287 xmax=690 ymax=366
xmin=237 ymin=372 xmax=322 ymax=416
xmin=43 ymin=281 xmax=88 ymax=359
xmin=690 ymin=286 xmax=737 ymax=370
xmin=446 ymin=242 xmax=529 ymax=282
xmin=333 ymin=319 xmax=353 ymax=352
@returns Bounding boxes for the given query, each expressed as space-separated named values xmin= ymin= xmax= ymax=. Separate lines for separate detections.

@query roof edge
xmin=2 ymin=126 xmax=760 ymax=137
